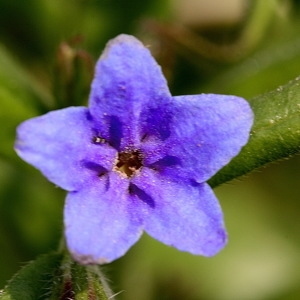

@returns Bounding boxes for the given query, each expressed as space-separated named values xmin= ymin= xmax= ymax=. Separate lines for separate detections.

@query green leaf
xmin=0 ymin=252 xmax=113 ymax=300
xmin=209 ymin=76 xmax=300 ymax=187
xmin=0 ymin=253 xmax=63 ymax=300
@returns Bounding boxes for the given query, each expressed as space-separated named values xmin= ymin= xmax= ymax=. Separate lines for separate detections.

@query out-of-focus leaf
xmin=0 ymin=44 xmax=53 ymax=110
xmin=153 ymin=0 xmax=277 ymax=63
xmin=209 ymin=76 xmax=300 ymax=187
xmin=205 ymin=34 xmax=300 ymax=99
xmin=202 ymin=17 xmax=300 ymax=99
xmin=0 ymin=44 xmax=55 ymax=160
xmin=0 ymin=87 xmax=37 ymax=161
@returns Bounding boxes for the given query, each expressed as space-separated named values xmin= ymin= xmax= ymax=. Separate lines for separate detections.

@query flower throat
xmin=115 ymin=150 xmax=143 ymax=177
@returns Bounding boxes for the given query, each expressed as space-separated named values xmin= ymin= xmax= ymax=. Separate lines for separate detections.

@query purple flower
xmin=15 ymin=34 xmax=253 ymax=264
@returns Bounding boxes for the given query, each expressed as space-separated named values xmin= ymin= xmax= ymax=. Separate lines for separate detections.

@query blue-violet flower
xmin=15 ymin=34 xmax=253 ymax=264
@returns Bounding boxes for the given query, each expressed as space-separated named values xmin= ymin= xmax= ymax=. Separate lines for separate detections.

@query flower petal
xmin=88 ymin=34 xmax=171 ymax=150
xmin=132 ymin=168 xmax=227 ymax=256
xmin=163 ymin=94 xmax=253 ymax=182
xmin=15 ymin=107 xmax=117 ymax=191
xmin=64 ymin=172 xmax=143 ymax=264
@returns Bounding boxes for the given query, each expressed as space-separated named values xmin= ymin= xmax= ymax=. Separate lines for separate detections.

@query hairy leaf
xmin=209 ymin=76 xmax=300 ymax=187
xmin=0 ymin=253 xmax=62 ymax=300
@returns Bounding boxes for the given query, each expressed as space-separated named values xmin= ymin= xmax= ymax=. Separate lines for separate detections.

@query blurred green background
xmin=2 ymin=0 xmax=300 ymax=299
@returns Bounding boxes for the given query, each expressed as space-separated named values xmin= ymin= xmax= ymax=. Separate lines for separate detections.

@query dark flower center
xmin=115 ymin=150 xmax=143 ymax=177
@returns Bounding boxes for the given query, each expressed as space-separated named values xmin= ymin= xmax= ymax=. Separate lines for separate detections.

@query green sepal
xmin=50 ymin=254 xmax=113 ymax=300
xmin=209 ymin=77 xmax=300 ymax=187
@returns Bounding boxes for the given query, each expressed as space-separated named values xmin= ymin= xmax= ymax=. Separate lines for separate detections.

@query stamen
xmin=115 ymin=150 xmax=143 ymax=177
xmin=92 ymin=136 xmax=106 ymax=144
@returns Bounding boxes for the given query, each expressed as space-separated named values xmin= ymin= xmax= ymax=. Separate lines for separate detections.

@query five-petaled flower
xmin=15 ymin=34 xmax=253 ymax=264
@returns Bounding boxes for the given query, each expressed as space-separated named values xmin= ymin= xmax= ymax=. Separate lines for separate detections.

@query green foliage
xmin=210 ymin=76 xmax=300 ymax=187
xmin=0 ymin=253 xmax=63 ymax=300
xmin=0 ymin=253 xmax=111 ymax=300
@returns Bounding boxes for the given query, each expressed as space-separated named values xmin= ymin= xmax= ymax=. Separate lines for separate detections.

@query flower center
xmin=115 ymin=150 xmax=143 ymax=177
